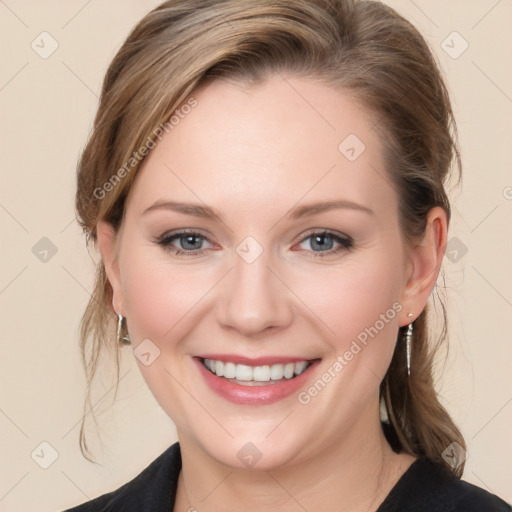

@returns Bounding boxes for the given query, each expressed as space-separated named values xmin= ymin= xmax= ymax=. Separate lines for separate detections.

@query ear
xmin=96 ymin=220 xmax=124 ymax=316
xmin=398 ymin=206 xmax=448 ymax=326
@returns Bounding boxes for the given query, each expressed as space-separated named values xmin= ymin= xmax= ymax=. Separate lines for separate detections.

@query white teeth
xmin=235 ymin=364 xmax=253 ymax=381
xmin=284 ymin=363 xmax=295 ymax=379
xmin=294 ymin=361 xmax=308 ymax=375
xmin=224 ymin=362 xmax=236 ymax=379
xmin=270 ymin=364 xmax=284 ymax=380
xmin=215 ymin=360 xmax=224 ymax=377
xmin=203 ymin=358 xmax=311 ymax=381
xmin=253 ymin=365 xmax=271 ymax=381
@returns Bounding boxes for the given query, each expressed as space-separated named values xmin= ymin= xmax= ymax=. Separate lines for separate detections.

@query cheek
xmin=118 ymin=248 xmax=219 ymax=427
xmin=120 ymin=248 xmax=216 ymax=342
xmin=297 ymin=251 xmax=404 ymax=361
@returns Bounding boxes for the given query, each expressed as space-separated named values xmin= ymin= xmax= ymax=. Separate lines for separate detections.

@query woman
xmin=65 ymin=0 xmax=510 ymax=510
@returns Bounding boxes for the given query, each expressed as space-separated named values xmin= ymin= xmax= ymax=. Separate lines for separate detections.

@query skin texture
xmin=97 ymin=75 xmax=447 ymax=511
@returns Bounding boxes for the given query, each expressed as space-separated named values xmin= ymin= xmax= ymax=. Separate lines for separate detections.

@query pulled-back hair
xmin=75 ymin=0 xmax=464 ymax=474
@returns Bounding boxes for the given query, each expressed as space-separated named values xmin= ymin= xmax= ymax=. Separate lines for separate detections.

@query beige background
xmin=0 ymin=1 xmax=511 ymax=510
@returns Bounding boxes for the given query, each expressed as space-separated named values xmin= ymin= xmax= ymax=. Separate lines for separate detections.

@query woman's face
xmin=100 ymin=75 xmax=429 ymax=470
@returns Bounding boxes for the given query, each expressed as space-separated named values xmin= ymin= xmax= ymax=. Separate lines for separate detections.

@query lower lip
xmin=194 ymin=358 xmax=320 ymax=405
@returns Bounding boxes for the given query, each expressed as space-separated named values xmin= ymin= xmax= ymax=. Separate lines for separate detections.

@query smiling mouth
xmin=201 ymin=358 xmax=315 ymax=386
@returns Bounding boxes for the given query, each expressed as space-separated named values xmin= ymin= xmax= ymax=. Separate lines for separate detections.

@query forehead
xmin=126 ymin=75 xmax=394 ymax=217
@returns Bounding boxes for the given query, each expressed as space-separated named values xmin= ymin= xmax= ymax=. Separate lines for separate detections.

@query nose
xmin=216 ymin=248 xmax=294 ymax=338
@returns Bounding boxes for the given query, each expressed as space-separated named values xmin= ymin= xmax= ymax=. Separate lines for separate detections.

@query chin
xmin=200 ymin=434 xmax=305 ymax=472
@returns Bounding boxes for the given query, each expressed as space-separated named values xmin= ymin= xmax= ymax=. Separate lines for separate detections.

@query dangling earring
xmin=117 ymin=313 xmax=131 ymax=345
xmin=406 ymin=313 xmax=413 ymax=376
xmin=379 ymin=395 xmax=390 ymax=424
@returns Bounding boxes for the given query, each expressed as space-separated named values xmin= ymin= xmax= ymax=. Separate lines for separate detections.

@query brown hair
xmin=75 ymin=0 xmax=465 ymax=474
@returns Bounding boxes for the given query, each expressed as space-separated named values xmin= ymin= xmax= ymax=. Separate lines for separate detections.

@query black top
xmin=63 ymin=442 xmax=510 ymax=511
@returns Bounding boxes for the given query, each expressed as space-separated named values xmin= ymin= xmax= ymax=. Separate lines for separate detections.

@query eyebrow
xmin=142 ymin=199 xmax=374 ymax=220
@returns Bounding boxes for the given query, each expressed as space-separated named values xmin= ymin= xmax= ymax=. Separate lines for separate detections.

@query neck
xmin=174 ymin=414 xmax=415 ymax=512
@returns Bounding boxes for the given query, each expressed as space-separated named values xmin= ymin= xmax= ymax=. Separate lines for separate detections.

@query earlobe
xmin=399 ymin=207 xmax=448 ymax=325
xmin=96 ymin=220 xmax=124 ymax=316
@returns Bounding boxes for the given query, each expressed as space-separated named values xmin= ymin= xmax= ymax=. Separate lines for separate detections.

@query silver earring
xmin=379 ymin=395 xmax=390 ymax=424
xmin=406 ymin=313 xmax=413 ymax=376
xmin=117 ymin=313 xmax=131 ymax=345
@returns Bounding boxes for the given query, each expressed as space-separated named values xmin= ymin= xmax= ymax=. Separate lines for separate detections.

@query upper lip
xmin=196 ymin=354 xmax=319 ymax=366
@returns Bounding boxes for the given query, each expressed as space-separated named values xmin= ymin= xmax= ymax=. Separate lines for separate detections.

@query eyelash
xmin=155 ymin=229 xmax=354 ymax=258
